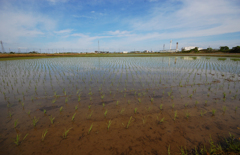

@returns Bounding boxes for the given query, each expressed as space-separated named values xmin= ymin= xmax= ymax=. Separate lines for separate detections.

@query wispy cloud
xmin=54 ymin=29 xmax=73 ymax=34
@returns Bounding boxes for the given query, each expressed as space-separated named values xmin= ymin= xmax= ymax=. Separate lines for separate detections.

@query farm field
xmin=0 ymin=56 xmax=239 ymax=155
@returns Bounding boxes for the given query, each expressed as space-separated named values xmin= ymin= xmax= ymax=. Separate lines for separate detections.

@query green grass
xmin=41 ymin=129 xmax=48 ymax=141
xmin=63 ymin=128 xmax=72 ymax=138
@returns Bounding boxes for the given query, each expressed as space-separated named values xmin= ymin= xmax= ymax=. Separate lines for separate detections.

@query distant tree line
xmin=180 ymin=46 xmax=240 ymax=53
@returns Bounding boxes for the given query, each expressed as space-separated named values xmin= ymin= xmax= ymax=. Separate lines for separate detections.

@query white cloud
xmin=91 ymin=11 xmax=95 ymax=13
xmin=130 ymin=0 xmax=240 ymax=38
xmin=54 ymin=29 xmax=73 ymax=34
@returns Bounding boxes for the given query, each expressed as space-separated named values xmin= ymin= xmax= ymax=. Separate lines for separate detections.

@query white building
xmin=182 ymin=46 xmax=203 ymax=51
xmin=123 ymin=51 xmax=128 ymax=53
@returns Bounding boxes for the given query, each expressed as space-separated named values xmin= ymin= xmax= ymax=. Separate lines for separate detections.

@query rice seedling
xmin=235 ymin=106 xmax=238 ymax=112
xmin=223 ymin=92 xmax=226 ymax=98
xmin=184 ymin=103 xmax=188 ymax=107
xmin=14 ymin=133 xmax=28 ymax=146
xmin=101 ymin=95 xmax=105 ymax=100
xmin=104 ymin=109 xmax=108 ymax=117
xmin=88 ymin=105 xmax=91 ymax=109
xmin=32 ymin=117 xmax=39 ymax=127
xmin=14 ymin=119 xmax=18 ymax=128
xmin=14 ymin=134 xmax=20 ymax=145
xmin=106 ymin=120 xmax=112 ymax=131
xmin=27 ymin=110 xmax=31 ymax=115
xmin=43 ymin=109 xmax=46 ymax=114
xmin=174 ymin=111 xmax=178 ymax=121
xmin=223 ymin=106 xmax=227 ymax=113
xmin=179 ymin=146 xmax=188 ymax=155
xmin=88 ymin=123 xmax=93 ymax=134
xmin=120 ymin=108 xmax=125 ymax=115
xmin=127 ymin=100 xmax=130 ymax=104
xmin=87 ymin=111 xmax=93 ymax=119
xmin=168 ymin=145 xmax=171 ymax=155
xmin=65 ymin=97 xmax=68 ymax=103
xmin=172 ymin=103 xmax=175 ymax=109
xmin=151 ymin=98 xmax=154 ymax=102
xmin=102 ymin=103 xmax=105 ymax=108
xmin=8 ymin=111 xmax=13 ymax=118
xmin=186 ymin=111 xmax=190 ymax=119
xmin=49 ymin=115 xmax=55 ymax=124
xmin=116 ymin=100 xmax=119 ymax=106
xmin=157 ymin=116 xmax=165 ymax=124
xmin=123 ymin=116 xmax=134 ymax=129
xmin=138 ymin=98 xmax=141 ymax=103
xmin=142 ymin=116 xmax=148 ymax=124
xmin=41 ymin=129 xmax=48 ymax=141
xmin=72 ymin=113 xmax=76 ymax=121
xmin=75 ymin=105 xmax=78 ymax=110
xmin=78 ymin=95 xmax=81 ymax=102
xmin=145 ymin=106 xmax=151 ymax=112
xmin=59 ymin=106 xmax=63 ymax=112
xmin=134 ymin=108 xmax=137 ymax=114
xmin=189 ymin=94 xmax=192 ymax=98
xmin=160 ymin=104 xmax=163 ymax=110
xmin=212 ymin=109 xmax=216 ymax=116
xmin=63 ymin=127 xmax=72 ymax=138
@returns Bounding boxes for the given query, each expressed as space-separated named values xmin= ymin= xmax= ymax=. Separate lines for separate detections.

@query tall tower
xmin=176 ymin=42 xmax=178 ymax=52
xmin=0 ymin=41 xmax=5 ymax=53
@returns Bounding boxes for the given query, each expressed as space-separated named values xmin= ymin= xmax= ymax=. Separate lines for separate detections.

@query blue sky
xmin=0 ymin=0 xmax=240 ymax=52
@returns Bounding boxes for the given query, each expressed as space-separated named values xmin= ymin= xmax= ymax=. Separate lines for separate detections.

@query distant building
xmin=123 ymin=51 xmax=128 ymax=53
xmin=182 ymin=46 xmax=203 ymax=51
xmin=144 ymin=50 xmax=149 ymax=53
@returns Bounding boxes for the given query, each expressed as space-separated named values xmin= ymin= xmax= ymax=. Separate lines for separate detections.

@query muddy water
xmin=0 ymin=57 xmax=239 ymax=155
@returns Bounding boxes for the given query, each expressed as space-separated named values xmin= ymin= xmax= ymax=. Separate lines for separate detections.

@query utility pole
xmin=176 ymin=42 xmax=178 ymax=52
xmin=170 ymin=40 xmax=172 ymax=52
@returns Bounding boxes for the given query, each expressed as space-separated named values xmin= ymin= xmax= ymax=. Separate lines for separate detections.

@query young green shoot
xmin=71 ymin=113 xmax=77 ymax=121
xmin=63 ymin=128 xmax=72 ymax=138
xmin=104 ymin=109 xmax=108 ymax=117
xmin=106 ymin=120 xmax=112 ymax=131
xmin=120 ymin=108 xmax=125 ymax=115
xmin=14 ymin=119 xmax=18 ymax=128
xmin=59 ymin=106 xmax=63 ymax=112
xmin=223 ymin=106 xmax=227 ymax=113
xmin=32 ymin=117 xmax=39 ymax=127
xmin=134 ymin=108 xmax=137 ymax=114
xmin=88 ymin=123 xmax=93 ymax=134
xmin=174 ymin=111 xmax=178 ymax=121
xmin=88 ymin=105 xmax=91 ymax=109
xmin=160 ymin=104 xmax=163 ymax=110
xmin=125 ymin=116 xmax=134 ymax=129
xmin=49 ymin=115 xmax=55 ymax=124
xmin=186 ymin=111 xmax=190 ymax=119
xmin=212 ymin=109 xmax=216 ymax=116
xmin=41 ymin=129 xmax=48 ymax=141
xmin=43 ymin=109 xmax=46 ymax=114
xmin=75 ymin=105 xmax=78 ymax=110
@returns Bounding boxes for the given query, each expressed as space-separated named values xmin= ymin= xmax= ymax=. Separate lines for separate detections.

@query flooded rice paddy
xmin=0 ymin=56 xmax=240 ymax=155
